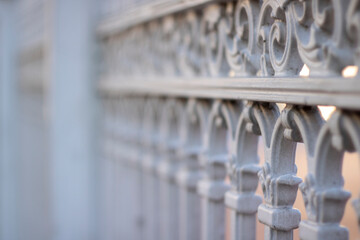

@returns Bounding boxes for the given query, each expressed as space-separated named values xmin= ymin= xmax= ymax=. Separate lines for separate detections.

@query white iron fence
xmin=98 ymin=0 xmax=360 ymax=240
xmin=0 ymin=0 xmax=359 ymax=240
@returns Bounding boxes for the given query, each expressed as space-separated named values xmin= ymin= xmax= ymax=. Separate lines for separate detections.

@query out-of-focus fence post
xmin=49 ymin=0 xmax=99 ymax=239
xmin=0 ymin=1 xmax=19 ymax=239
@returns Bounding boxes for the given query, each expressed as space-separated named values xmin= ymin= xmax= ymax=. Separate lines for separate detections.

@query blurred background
xmin=0 ymin=0 xmax=359 ymax=240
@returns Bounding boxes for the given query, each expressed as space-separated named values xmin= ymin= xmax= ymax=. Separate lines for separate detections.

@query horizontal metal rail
xmin=97 ymin=0 xmax=223 ymax=37
xmin=99 ymin=76 xmax=360 ymax=109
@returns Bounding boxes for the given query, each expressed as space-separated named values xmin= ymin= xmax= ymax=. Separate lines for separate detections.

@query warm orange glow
xmin=318 ymin=105 xmax=336 ymax=120
xmin=276 ymin=103 xmax=286 ymax=111
xmin=342 ymin=66 xmax=358 ymax=78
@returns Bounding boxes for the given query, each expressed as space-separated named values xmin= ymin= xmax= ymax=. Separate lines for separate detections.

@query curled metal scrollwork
xmin=346 ymin=0 xmax=360 ymax=74
xmin=223 ymin=0 xmax=261 ymax=76
xmin=257 ymin=0 xmax=302 ymax=76
xmin=178 ymin=12 xmax=203 ymax=76
xmin=201 ymin=5 xmax=230 ymax=76
xmin=291 ymin=0 xmax=353 ymax=76
xmin=101 ymin=0 xmax=360 ymax=79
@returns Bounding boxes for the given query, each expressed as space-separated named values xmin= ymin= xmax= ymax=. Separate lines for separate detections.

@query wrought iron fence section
xmin=97 ymin=0 xmax=360 ymax=240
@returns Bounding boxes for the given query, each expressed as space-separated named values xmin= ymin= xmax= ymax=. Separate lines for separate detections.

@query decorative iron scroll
xmin=98 ymin=0 xmax=360 ymax=240
xmin=101 ymin=0 xmax=360 ymax=79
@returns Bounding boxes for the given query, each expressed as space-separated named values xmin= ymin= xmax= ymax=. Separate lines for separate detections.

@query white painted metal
xmin=197 ymin=100 xmax=239 ymax=240
xmin=142 ymin=99 xmax=163 ymax=240
xmin=96 ymin=0 xmax=360 ymax=239
xmin=158 ymin=99 xmax=184 ymax=240
xmin=177 ymin=99 xmax=209 ymax=240
xmin=49 ymin=0 xmax=99 ymax=239
xmin=98 ymin=77 xmax=360 ymax=110
xmin=97 ymin=0 xmax=360 ymax=239
xmin=0 ymin=1 xmax=19 ymax=239
xmin=2 ymin=0 xmax=360 ymax=239
xmin=226 ymin=102 xmax=278 ymax=240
